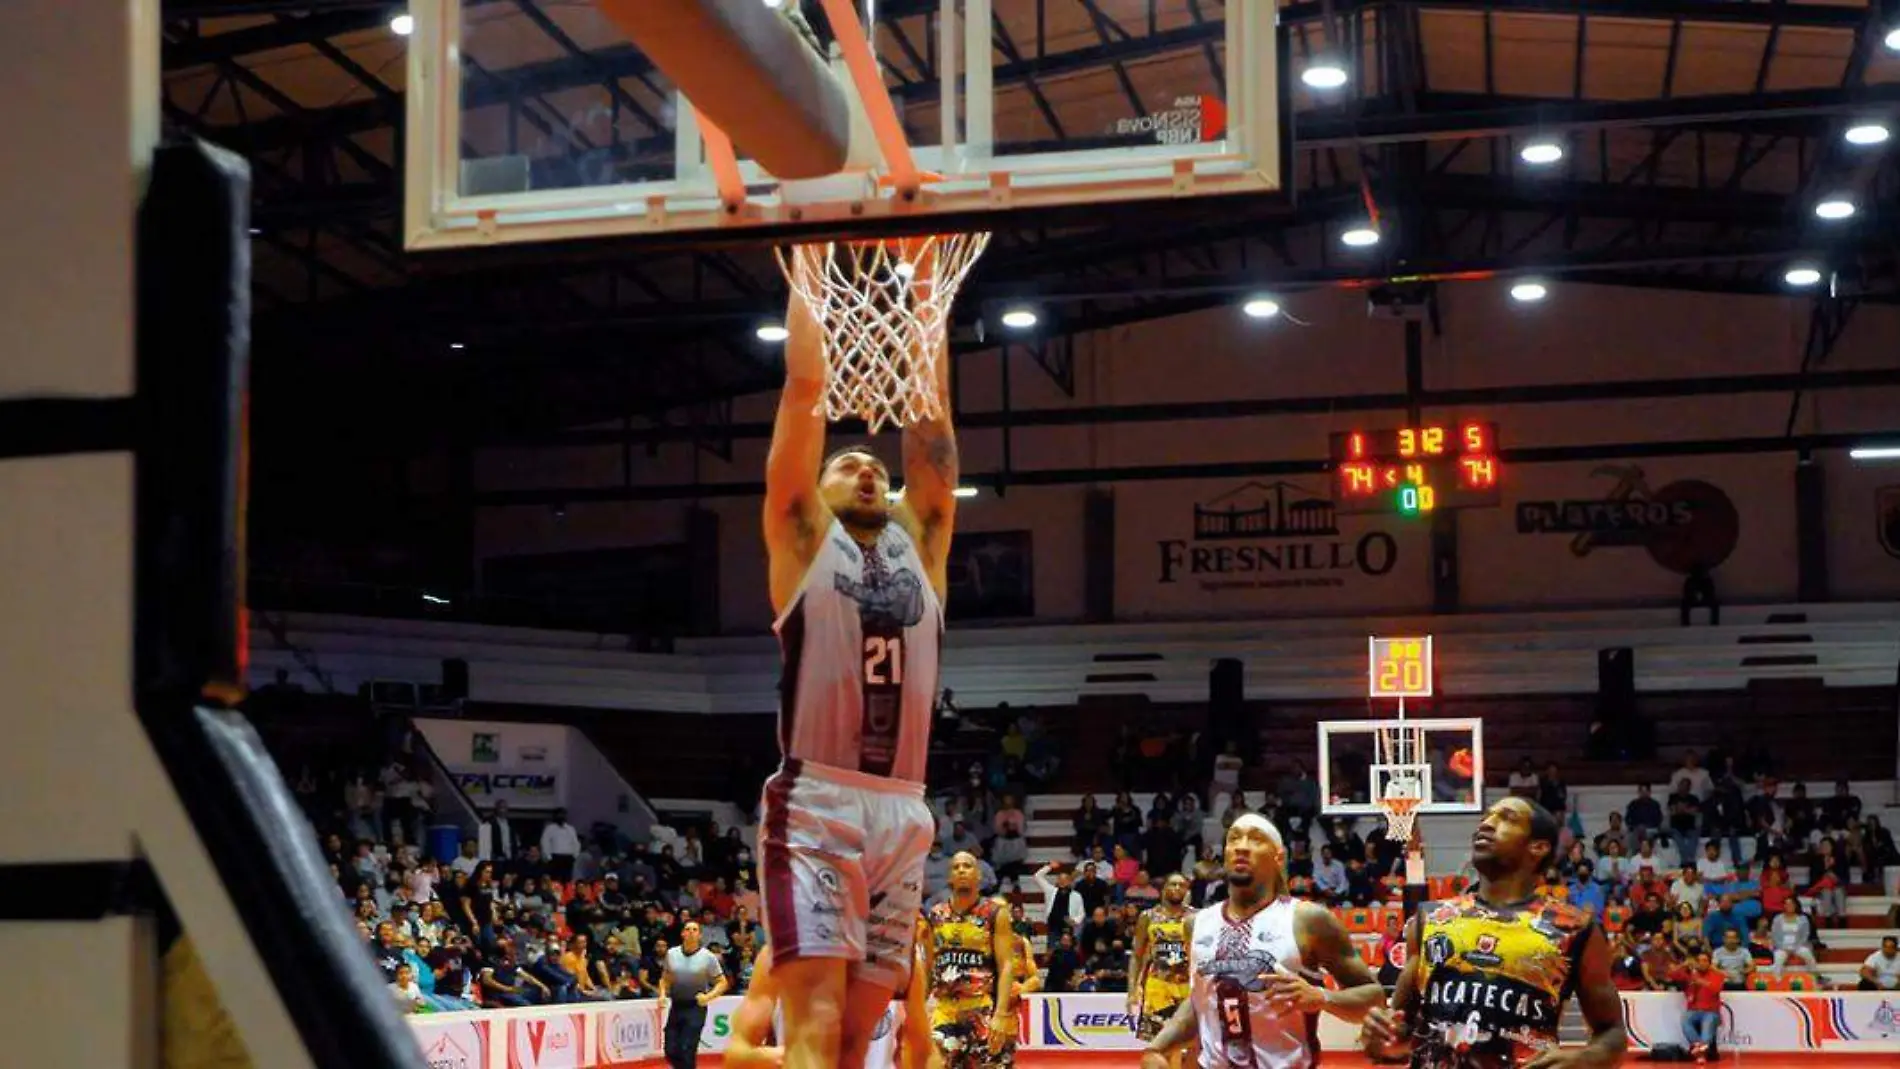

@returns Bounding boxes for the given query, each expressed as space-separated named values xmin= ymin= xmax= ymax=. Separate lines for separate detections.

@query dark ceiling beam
xmin=163 ymin=10 xmax=390 ymax=68
xmin=1328 ymin=0 xmax=1872 ymax=29
xmin=490 ymin=367 xmax=1900 ymax=449
xmin=1301 ymin=84 xmax=1900 ymax=147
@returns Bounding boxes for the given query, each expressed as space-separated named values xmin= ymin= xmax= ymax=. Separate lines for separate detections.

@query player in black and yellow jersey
xmin=921 ymin=851 xmax=1018 ymax=1068
xmin=1364 ymin=797 xmax=1629 ymax=1069
xmin=1129 ymin=873 xmax=1194 ymax=1062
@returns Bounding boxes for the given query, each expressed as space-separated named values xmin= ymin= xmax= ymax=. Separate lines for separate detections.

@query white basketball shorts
xmin=758 ymin=757 xmax=934 ymax=989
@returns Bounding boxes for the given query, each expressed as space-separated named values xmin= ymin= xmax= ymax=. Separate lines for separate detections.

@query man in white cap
xmin=1141 ymin=814 xmax=1386 ymax=1068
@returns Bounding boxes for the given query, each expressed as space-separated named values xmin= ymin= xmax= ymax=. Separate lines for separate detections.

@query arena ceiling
xmin=163 ymin=0 xmax=1900 ymax=446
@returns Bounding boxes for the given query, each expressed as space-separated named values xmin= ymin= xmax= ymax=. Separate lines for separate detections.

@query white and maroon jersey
xmin=1189 ymin=897 xmax=1312 ymax=1069
xmin=773 ymin=518 xmax=941 ymax=783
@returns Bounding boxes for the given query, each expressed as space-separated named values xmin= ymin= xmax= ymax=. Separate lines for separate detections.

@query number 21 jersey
xmin=774 ymin=518 xmax=941 ymax=782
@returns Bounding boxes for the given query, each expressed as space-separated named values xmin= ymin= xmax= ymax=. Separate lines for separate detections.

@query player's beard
xmin=835 ymin=502 xmax=891 ymax=532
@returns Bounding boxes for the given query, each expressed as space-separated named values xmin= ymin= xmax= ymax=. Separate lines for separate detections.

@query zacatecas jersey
xmin=926 ymin=898 xmax=1005 ymax=1023
xmin=1410 ymin=893 xmax=1595 ymax=1069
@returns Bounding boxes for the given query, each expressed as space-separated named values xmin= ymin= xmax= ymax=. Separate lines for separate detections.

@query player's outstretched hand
xmin=1361 ymin=1006 xmax=1406 ymax=1047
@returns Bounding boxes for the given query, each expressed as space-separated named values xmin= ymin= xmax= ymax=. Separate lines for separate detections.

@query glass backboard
xmin=404 ymin=0 xmax=1288 ymax=250
xmin=1318 ymin=717 xmax=1487 ymax=816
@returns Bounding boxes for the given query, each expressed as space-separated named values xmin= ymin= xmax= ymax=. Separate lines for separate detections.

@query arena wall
xmin=469 ymin=286 xmax=1900 ymax=635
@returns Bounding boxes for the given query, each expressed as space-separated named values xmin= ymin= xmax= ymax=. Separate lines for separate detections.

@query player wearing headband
xmin=1141 ymin=814 xmax=1385 ymax=1069
xmin=1131 ymin=873 xmax=1195 ymax=1063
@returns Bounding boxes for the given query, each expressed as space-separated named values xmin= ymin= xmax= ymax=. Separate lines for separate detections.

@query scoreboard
xmin=1329 ymin=422 xmax=1503 ymax=514
xmin=1369 ymin=635 xmax=1434 ymax=699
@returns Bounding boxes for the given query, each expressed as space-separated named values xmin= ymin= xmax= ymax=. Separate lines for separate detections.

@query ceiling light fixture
xmin=1850 ymin=445 xmax=1900 ymax=461
xmin=1814 ymin=197 xmax=1856 ymax=220
xmin=1519 ymin=139 xmax=1564 ymax=165
xmin=1783 ymin=265 xmax=1823 ymax=287
xmin=755 ymin=323 xmax=790 ymax=343
xmin=1341 ymin=225 xmax=1380 ymax=248
xmin=1301 ymin=61 xmax=1348 ymax=90
xmin=1510 ymin=281 xmax=1549 ymax=303
xmin=390 ymin=13 xmax=415 ymax=36
xmin=1242 ymin=297 xmax=1281 ymax=319
xmin=1844 ymin=122 xmax=1891 ymax=146
xmin=1001 ymin=308 xmax=1040 ymax=329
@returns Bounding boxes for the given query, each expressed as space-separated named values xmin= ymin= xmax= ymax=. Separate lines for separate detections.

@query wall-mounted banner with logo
xmin=1514 ymin=466 xmax=1740 ymax=574
xmin=1116 ymin=478 xmax=1429 ymax=619
xmin=417 ymin=720 xmax=572 ymax=811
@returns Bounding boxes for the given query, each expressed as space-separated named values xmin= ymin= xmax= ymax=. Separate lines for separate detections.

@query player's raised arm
xmin=764 ymin=273 xmax=833 ymax=613
xmin=895 ymin=242 xmax=958 ymax=598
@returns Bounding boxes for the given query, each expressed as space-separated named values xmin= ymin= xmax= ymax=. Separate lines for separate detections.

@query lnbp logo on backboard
xmin=1111 ymin=94 xmax=1227 ymax=145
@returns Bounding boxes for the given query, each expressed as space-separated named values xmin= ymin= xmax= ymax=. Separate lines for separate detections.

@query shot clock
xmin=1368 ymin=636 xmax=1434 ymax=699
xmin=1329 ymin=422 xmax=1503 ymax=515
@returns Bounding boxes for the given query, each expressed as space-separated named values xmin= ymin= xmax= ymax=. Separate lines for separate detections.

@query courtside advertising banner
xmin=414 ymin=1017 xmax=490 ymax=1069
xmin=1622 ymin=992 xmax=1900 ymax=1053
xmin=407 ymin=991 xmax=1900 ymax=1066
xmin=507 ymin=1011 xmax=585 ymax=1069
xmin=596 ymin=1003 xmax=660 ymax=1062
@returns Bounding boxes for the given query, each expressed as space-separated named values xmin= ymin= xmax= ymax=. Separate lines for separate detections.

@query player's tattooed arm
xmin=895 ymin=240 xmax=959 ymax=599
xmin=1524 ymin=926 xmax=1628 ymax=1069
xmin=763 ymin=271 xmax=831 ymax=611
xmin=1282 ymin=901 xmax=1384 ymax=1023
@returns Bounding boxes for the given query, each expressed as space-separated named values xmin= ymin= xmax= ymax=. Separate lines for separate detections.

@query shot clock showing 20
xmin=1330 ymin=422 xmax=1503 ymax=515
xmin=1369 ymin=636 xmax=1434 ymax=699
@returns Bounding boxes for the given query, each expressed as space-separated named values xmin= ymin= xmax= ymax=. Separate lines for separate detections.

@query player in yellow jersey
xmin=920 ymin=852 xmax=1018 ymax=1068
xmin=1130 ymin=874 xmax=1194 ymax=1063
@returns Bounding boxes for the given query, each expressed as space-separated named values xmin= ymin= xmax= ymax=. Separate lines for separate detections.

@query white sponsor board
xmin=408 ymin=991 xmax=1900 ymax=1066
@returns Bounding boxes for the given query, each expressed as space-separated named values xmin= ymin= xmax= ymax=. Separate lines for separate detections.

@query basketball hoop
xmin=777 ymin=232 xmax=990 ymax=434
xmin=1379 ymin=790 xmax=1423 ymax=848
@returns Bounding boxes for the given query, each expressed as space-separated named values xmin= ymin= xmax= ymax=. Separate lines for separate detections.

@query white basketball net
xmin=1380 ymin=777 xmax=1423 ymax=846
xmin=777 ymin=233 xmax=991 ymax=435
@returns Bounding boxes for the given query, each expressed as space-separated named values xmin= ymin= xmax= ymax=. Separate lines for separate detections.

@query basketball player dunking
xmin=759 ymin=247 xmax=956 ymax=1069
xmin=726 ymin=944 xmax=931 ymax=1069
xmin=1362 ymin=797 xmax=1628 ymax=1069
xmin=1143 ymin=815 xmax=1385 ymax=1069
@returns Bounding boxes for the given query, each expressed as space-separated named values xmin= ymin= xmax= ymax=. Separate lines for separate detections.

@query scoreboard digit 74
xmin=1329 ymin=422 xmax=1503 ymax=515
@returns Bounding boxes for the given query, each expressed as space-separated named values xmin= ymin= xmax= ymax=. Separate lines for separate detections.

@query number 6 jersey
xmin=774 ymin=518 xmax=942 ymax=783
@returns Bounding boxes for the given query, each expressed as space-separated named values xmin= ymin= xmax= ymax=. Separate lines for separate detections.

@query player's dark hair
xmin=822 ymin=445 xmax=886 ymax=476
xmin=1523 ymin=798 xmax=1561 ymax=855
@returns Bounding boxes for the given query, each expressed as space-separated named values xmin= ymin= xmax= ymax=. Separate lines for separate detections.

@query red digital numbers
xmin=1459 ymin=456 xmax=1497 ymax=490
xmin=1462 ymin=421 xmax=1490 ymax=453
